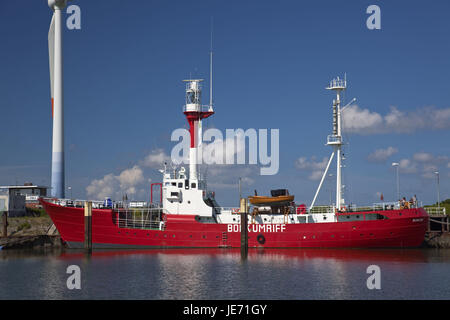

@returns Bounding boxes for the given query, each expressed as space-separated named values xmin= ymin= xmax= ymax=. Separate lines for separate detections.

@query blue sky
xmin=0 ymin=0 xmax=449 ymax=206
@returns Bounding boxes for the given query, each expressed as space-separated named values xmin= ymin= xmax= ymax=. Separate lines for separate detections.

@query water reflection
xmin=1 ymin=248 xmax=449 ymax=299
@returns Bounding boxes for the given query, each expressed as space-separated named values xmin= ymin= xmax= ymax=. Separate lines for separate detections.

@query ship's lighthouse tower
xmin=183 ymin=79 xmax=214 ymax=181
xmin=326 ymin=77 xmax=346 ymax=210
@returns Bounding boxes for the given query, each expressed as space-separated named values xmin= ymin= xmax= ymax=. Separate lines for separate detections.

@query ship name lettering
xmin=227 ymin=224 xmax=286 ymax=233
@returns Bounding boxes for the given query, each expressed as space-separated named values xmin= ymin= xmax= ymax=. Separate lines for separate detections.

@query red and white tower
xmin=182 ymin=79 xmax=214 ymax=181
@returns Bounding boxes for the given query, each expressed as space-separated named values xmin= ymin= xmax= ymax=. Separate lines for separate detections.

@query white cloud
xmin=367 ymin=147 xmax=398 ymax=162
xmin=412 ymin=152 xmax=434 ymax=163
xmin=204 ymin=165 xmax=256 ymax=189
xmin=295 ymin=156 xmax=328 ymax=180
xmin=398 ymin=158 xmax=418 ymax=174
xmin=86 ymin=174 xmax=116 ymax=200
xmin=342 ymin=105 xmax=383 ymax=134
xmin=141 ymin=149 xmax=171 ymax=168
xmin=394 ymin=152 xmax=449 ymax=178
xmin=342 ymin=105 xmax=450 ymax=134
xmin=86 ymin=165 xmax=145 ymax=200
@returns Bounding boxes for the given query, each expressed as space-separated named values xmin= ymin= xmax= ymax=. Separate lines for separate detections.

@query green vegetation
xmin=17 ymin=221 xmax=31 ymax=231
xmin=26 ymin=207 xmax=48 ymax=217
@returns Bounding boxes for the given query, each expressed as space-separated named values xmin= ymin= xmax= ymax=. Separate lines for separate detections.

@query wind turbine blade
xmin=48 ymin=13 xmax=55 ymax=116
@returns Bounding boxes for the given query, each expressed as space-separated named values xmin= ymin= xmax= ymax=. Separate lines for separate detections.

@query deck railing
xmin=114 ymin=207 xmax=166 ymax=230
xmin=425 ymin=207 xmax=447 ymax=216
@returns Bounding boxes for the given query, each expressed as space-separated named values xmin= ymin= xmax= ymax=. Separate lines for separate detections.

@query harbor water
xmin=1 ymin=248 xmax=450 ymax=300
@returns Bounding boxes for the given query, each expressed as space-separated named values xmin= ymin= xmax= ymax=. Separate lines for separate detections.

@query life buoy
xmin=257 ymin=234 xmax=265 ymax=245
xmin=296 ymin=204 xmax=306 ymax=215
xmin=231 ymin=208 xmax=240 ymax=214
xmin=341 ymin=206 xmax=347 ymax=212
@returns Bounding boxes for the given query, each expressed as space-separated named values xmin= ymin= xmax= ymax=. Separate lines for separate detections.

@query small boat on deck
xmin=249 ymin=189 xmax=294 ymax=206
xmin=248 ymin=195 xmax=295 ymax=206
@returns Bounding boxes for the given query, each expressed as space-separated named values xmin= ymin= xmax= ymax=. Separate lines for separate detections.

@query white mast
xmin=48 ymin=0 xmax=67 ymax=198
xmin=310 ymin=77 xmax=355 ymax=211
xmin=326 ymin=77 xmax=346 ymax=210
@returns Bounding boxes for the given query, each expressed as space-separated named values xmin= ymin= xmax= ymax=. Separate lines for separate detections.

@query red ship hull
xmin=40 ymin=199 xmax=428 ymax=249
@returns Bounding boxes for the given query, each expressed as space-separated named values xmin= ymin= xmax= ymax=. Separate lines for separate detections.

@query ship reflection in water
xmin=1 ymin=248 xmax=450 ymax=299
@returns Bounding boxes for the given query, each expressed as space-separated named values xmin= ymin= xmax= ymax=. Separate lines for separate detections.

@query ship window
xmin=191 ymin=183 xmax=196 ymax=188
xmin=170 ymin=192 xmax=179 ymax=197
xmin=178 ymin=183 xmax=183 ymax=188
xmin=171 ymin=182 xmax=176 ymax=186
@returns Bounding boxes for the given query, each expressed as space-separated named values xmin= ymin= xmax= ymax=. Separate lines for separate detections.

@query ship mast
xmin=310 ymin=76 xmax=355 ymax=211
xmin=326 ymin=77 xmax=346 ymax=210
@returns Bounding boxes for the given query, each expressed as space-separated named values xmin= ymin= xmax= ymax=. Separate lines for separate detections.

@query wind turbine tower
xmin=48 ymin=0 xmax=67 ymax=198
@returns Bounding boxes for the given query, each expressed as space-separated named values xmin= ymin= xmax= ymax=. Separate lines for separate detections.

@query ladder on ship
xmin=218 ymin=231 xmax=229 ymax=248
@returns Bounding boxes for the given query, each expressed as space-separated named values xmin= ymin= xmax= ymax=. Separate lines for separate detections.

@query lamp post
xmin=392 ymin=162 xmax=400 ymax=202
xmin=434 ymin=171 xmax=440 ymax=210
xmin=68 ymin=186 xmax=72 ymax=199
